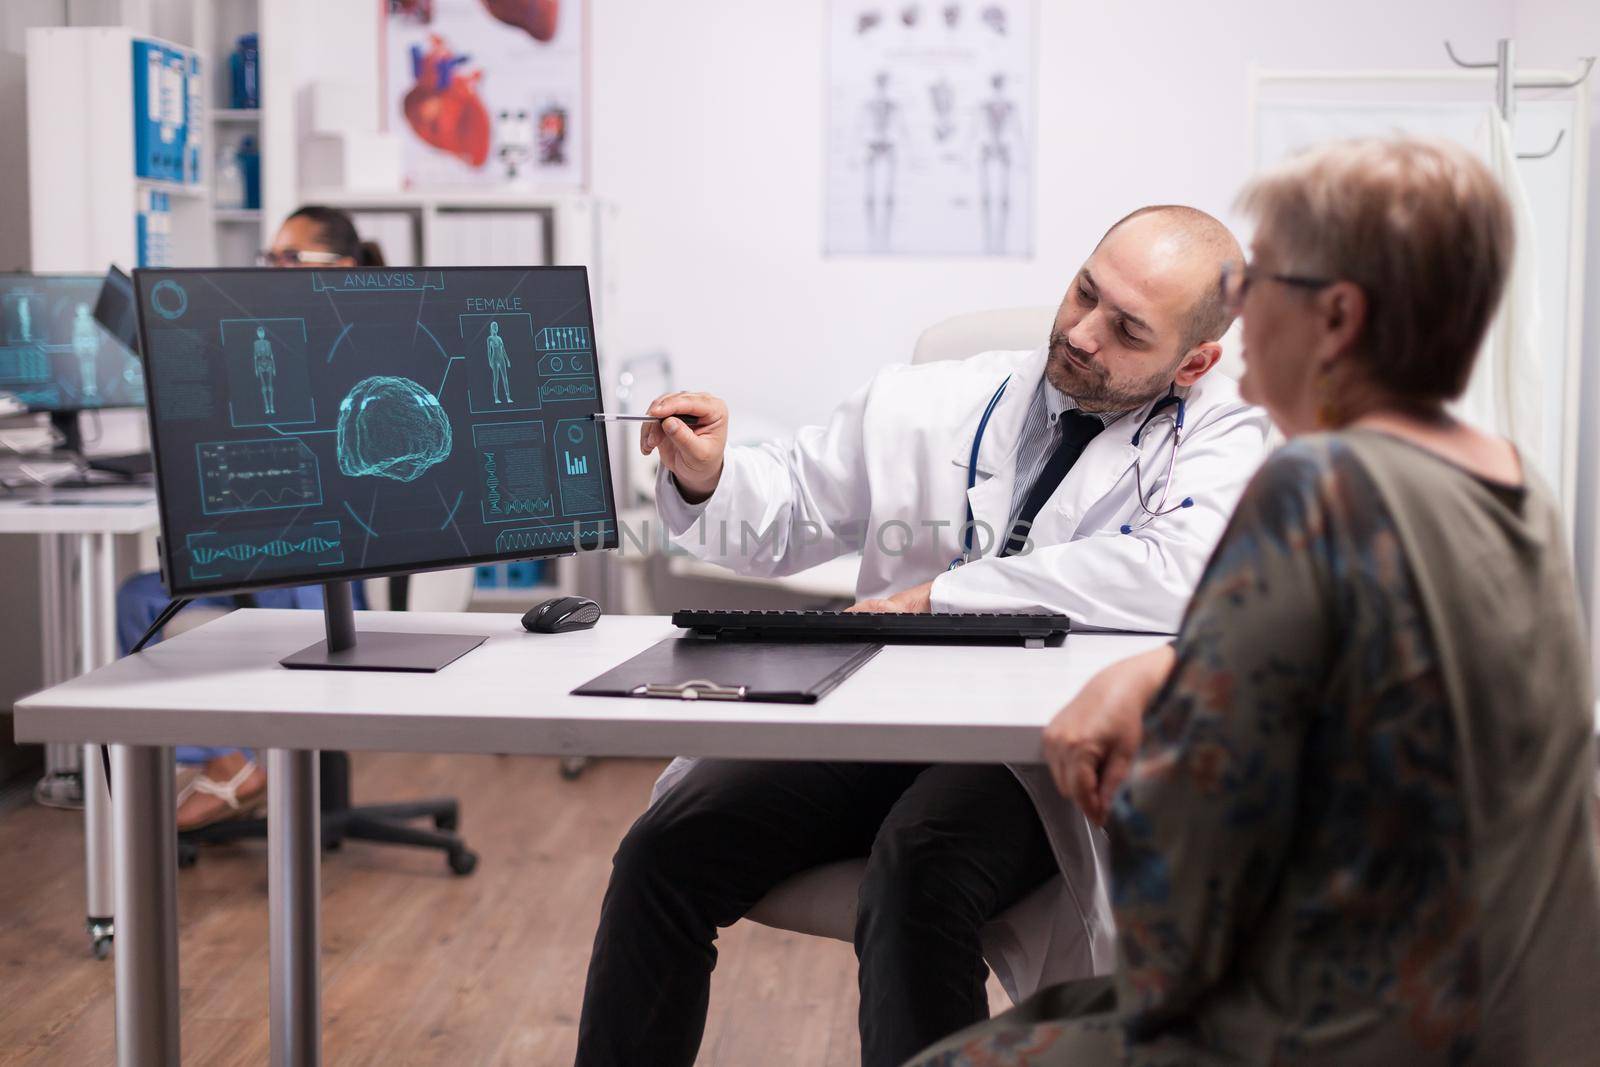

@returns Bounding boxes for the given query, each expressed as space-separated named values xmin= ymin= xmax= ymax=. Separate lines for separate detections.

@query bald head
xmin=1099 ymin=205 xmax=1242 ymax=355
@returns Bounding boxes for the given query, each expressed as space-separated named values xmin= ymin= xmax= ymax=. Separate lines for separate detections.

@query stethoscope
xmin=951 ymin=376 xmax=1193 ymax=568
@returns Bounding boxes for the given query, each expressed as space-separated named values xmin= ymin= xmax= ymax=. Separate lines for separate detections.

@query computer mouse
xmin=522 ymin=595 xmax=602 ymax=634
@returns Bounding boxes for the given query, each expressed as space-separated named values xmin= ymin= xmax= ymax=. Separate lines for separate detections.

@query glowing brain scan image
xmin=337 ymin=375 xmax=454 ymax=482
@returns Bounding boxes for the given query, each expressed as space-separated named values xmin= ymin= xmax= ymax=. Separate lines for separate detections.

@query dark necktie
xmin=1001 ymin=410 xmax=1105 ymax=557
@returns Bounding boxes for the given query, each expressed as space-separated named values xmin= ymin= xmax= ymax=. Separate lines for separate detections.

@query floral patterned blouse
xmin=917 ymin=431 xmax=1600 ymax=1066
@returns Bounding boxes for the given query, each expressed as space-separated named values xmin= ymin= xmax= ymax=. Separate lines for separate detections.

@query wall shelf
xmin=194 ymin=0 xmax=264 ymax=266
xmin=296 ymin=187 xmax=587 ymax=212
xmin=135 ymin=178 xmax=207 ymax=199
xmin=27 ymin=27 xmax=212 ymax=271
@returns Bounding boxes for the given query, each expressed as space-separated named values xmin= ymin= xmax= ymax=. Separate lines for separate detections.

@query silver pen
xmin=590 ymin=412 xmax=701 ymax=428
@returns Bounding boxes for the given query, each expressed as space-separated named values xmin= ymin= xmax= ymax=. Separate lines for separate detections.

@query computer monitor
xmin=0 ymin=272 xmax=147 ymax=451
xmin=133 ymin=265 xmax=616 ymax=671
xmin=93 ymin=265 xmax=142 ymax=359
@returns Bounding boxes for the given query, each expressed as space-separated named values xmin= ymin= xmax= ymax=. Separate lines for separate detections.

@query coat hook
xmin=1517 ymin=129 xmax=1565 ymax=160
xmin=1516 ymin=56 xmax=1596 ymax=91
xmin=1445 ymin=41 xmax=1497 ymax=68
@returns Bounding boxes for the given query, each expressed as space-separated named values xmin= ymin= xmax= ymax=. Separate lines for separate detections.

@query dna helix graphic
xmin=483 ymin=451 xmax=500 ymax=514
xmin=190 ymin=534 xmax=342 ymax=565
xmin=503 ymin=496 xmax=554 ymax=515
xmin=539 ymin=379 xmax=597 ymax=401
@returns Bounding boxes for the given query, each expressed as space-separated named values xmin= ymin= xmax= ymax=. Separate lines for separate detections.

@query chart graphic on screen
xmin=135 ymin=267 xmax=614 ymax=595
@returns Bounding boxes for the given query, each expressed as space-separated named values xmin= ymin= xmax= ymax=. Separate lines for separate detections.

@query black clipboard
xmin=572 ymin=637 xmax=882 ymax=704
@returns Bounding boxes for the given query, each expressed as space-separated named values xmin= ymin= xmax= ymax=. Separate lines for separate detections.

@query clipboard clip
xmin=632 ymin=678 xmax=749 ymax=701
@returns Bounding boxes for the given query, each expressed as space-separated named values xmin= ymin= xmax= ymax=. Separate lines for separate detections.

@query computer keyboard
xmin=671 ymin=609 xmax=1071 ymax=647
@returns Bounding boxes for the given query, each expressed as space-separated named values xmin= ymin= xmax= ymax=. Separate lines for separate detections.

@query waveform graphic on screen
xmin=495 ymin=520 xmax=613 ymax=554
xmin=186 ymin=521 xmax=344 ymax=581
xmin=198 ymin=438 xmax=323 ymax=515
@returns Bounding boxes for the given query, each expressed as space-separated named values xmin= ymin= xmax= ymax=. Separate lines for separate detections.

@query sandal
xmin=176 ymin=754 xmax=268 ymax=832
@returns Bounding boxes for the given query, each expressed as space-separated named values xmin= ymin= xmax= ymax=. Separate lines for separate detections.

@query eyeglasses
xmin=1220 ymin=261 xmax=1336 ymax=315
xmin=256 ymin=248 xmax=347 ymax=267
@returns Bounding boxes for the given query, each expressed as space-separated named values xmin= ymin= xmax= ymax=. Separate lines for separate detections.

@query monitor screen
xmin=0 ymin=273 xmax=146 ymax=411
xmin=134 ymin=266 xmax=616 ymax=597
xmin=94 ymin=265 xmax=141 ymax=358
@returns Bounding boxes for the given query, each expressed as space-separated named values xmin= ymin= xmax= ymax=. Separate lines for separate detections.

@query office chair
xmin=174 ymin=569 xmax=481 ymax=875
xmin=742 ymin=307 xmax=1057 ymax=997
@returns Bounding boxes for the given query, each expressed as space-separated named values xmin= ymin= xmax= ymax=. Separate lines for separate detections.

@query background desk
xmin=0 ymin=485 xmax=159 ymax=959
xmin=15 ymin=609 xmax=1165 ymax=1066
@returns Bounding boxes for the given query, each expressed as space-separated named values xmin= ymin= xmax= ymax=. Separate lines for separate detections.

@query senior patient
xmin=908 ymin=137 xmax=1600 ymax=1066
xmin=576 ymin=208 xmax=1273 ymax=1067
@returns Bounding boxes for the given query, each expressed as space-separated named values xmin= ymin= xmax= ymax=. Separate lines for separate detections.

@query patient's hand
xmin=846 ymin=580 xmax=933 ymax=614
xmin=1042 ymin=645 xmax=1175 ymax=824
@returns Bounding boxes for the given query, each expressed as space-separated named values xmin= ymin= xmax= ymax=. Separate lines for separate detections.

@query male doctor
xmin=575 ymin=206 xmax=1272 ymax=1067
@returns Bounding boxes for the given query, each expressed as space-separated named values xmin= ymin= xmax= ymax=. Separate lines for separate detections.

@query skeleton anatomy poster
xmin=385 ymin=0 xmax=587 ymax=190
xmin=825 ymin=1 xmax=1034 ymax=257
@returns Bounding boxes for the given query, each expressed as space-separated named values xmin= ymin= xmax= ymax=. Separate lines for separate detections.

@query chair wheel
xmin=558 ymin=757 xmax=588 ymax=780
xmin=448 ymin=849 xmax=479 ymax=876
xmin=87 ymin=919 xmax=114 ymax=961
xmin=434 ymin=812 xmax=458 ymax=832
xmin=177 ymin=842 xmax=198 ymax=868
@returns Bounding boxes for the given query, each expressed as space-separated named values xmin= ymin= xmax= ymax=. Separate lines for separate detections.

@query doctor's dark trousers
xmin=575 ymin=759 xmax=1058 ymax=1067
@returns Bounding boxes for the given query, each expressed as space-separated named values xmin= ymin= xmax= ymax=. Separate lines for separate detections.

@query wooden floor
xmin=0 ymin=753 xmax=1006 ymax=1065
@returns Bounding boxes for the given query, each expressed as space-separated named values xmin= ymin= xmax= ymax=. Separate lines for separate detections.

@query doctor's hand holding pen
xmin=1042 ymin=644 xmax=1176 ymax=823
xmin=640 ymin=392 xmax=731 ymax=505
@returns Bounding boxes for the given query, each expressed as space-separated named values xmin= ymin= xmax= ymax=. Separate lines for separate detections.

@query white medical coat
xmin=652 ymin=345 xmax=1272 ymax=998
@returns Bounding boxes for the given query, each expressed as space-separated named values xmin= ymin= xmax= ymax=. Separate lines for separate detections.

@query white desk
xmin=15 ymin=609 xmax=1165 ymax=1066
xmin=0 ymin=485 xmax=160 ymax=959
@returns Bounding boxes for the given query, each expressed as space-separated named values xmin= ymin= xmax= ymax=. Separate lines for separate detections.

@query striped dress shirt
xmin=1006 ymin=378 xmax=1127 ymax=531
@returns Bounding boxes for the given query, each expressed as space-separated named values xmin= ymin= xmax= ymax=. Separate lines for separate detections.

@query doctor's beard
xmin=1046 ymin=332 xmax=1181 ymax=413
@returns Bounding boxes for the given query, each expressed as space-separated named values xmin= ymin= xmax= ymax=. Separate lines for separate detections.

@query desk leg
xmin=268 ymin=748 xmax=321 ymax=1067
xmin=84 ymin=532 xmax=116 ymax=957
xmin=111 ymin=744 xmax=179 ymax=1066
xmin=84 ymin=746 xmax=116 ymax=958
xmin=38 ymin=534 xmax=79 ymax=800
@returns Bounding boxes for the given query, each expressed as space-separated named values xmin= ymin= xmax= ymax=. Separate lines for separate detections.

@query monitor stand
xmin=279 ymin=580 xmax=486 ymax=672
xmin=49 ymin=410 xmax=84 ymax=455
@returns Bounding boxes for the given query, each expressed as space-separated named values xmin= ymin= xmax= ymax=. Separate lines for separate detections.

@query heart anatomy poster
xmin=825 ymin=1 xmax=1035 ymax=257
xmin=385 ymin=0 xmax=587 ymax=189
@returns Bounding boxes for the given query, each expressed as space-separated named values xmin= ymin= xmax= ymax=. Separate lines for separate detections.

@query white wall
xmin=590 ymin=0 xmax=1518 ymax=433
xmin=1513 ymin=0 xmax=1600 ymax=653
xmin=210 ymin=0 xmax=1522 ymax=435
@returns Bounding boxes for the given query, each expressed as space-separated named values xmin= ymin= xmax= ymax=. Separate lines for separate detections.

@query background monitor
xmin=0 ymin=272 xmax=146 ymax=413
xmin=134 ymin=266 xmax=616 ymax=603
xmin=93 ymin=265 xmax=141 ymax=358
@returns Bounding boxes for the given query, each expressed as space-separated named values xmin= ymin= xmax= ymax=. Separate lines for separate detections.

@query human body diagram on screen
xmin=253 ymin=325 xmax=277 ymax=414
xmin=0 ymin=276 xmax=145 ymax=409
